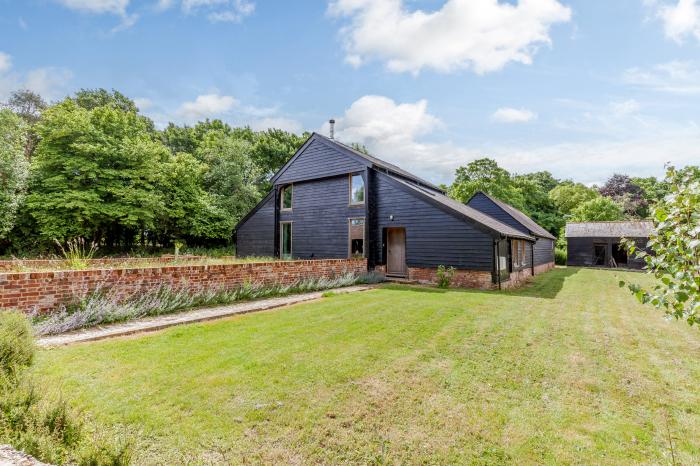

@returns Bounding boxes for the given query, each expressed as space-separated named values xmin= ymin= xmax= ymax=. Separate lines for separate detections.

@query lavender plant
xmin=33 ymin=272 xmax=380 ymax=336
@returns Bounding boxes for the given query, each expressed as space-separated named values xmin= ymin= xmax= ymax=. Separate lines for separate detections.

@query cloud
xmin=327 ymin=0 xmax=571 ymax=74
xmin=54 ymin=0 xmax=138 ymax=31
xmin=623 ymin=60 xmax=700 ymax=94
xmin=0 ymin=52 xmax=11 ymax=74
xmin=323 ymin=95 xmax=697 ymax=186
xmin=177 ymin=0 xmax=255 ymax=22
xmin=134 ymin=98 xmax=154 ymax=110
xmin=608 ymin=99 xmax=640 ymax=117
xmin=177 ymin=93 xmax=237 ymax=120
xmin=55 ymin=0 xmax=130 ymax=15
xmin=655 ymin=0 xmax=700 ymax=42
xmin=250 ymin=117 xmax=304 ymax=133
xmin=0 ymin=52 xmax=72 ymax=101
xmin=492 ymin=107 xmax=537 ymax=123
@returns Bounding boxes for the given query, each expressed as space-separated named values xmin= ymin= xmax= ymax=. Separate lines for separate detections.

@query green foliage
xmin=27 ymin=99 xmax=167 ymax=244
xmin=0 ymin=311 xmax=34 ymax=381
xmin=0 ymin=310 xmax=131 ymax=464
xmin=55 ymin=237 xmax=99 ymax=270
xmin=620 ymin=166 xmax=700 ymax=326
xmin=549 ymin=182 xmax=600 ymax=215
xmin=513 ymin=174 xmax=564 ymax=235
xmin=555 ymin=247 xmax=567 ymax=265
xmin=436 ymin=265 xmax=456 ymax=288
xmin=570 ymin=196 xmax=624 ymax=222
xmin=72 ymin=88 xmax=138 ymax=113
xmin=449 ymin=158 xmax=525 ymax=209
xmin=0 ymin=109 xmax=29 ymax=240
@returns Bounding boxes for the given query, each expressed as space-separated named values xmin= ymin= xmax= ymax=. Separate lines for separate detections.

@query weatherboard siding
xmin=567 ymin=237 xmax=647 ymax=269
xmin=275 ymin=139 xmax=366 ymax=185
xmin=279 ymin=175 xmax=365 ymax=259
xmin=373 ymin=171 xmax=494 ymax=271
xmin=534 ymin=238 xmax=555 ymax=266
xmin=467 ymin=192 xmax=530 ymax=236
xmin=236 ymin=194 xmax=275 ymax=257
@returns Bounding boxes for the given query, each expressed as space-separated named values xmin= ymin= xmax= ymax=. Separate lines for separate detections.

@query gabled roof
xmin=470 ymin=191 xmax=556 ymax=240
xmin=566 ymin=221 xmax=655 ymax=238
xmin=386 ymin=174 xmax=535 ymax=241
xmin=270 ymin=133 xmax=445 ymax=193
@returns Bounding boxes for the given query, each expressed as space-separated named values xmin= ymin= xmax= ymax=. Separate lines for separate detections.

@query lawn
xmin=34 ymin=268 xmax=700 ymax=464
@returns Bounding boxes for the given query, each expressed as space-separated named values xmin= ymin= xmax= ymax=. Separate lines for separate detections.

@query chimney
xmin=329 ymin=119 xmax=335 ymax=139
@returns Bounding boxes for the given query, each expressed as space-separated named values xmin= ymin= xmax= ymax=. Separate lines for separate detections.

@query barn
xmin=565 ymin=221 xmax=654 ymax=269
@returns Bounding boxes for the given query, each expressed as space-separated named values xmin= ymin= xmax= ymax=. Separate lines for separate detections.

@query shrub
xmin=0 ymin=311 xmax=35 ymax=381
xmin=436 ymin=265 xmax=456 ymax=289
xmin=555 ymin=247 xmax=567 ymax=265
xmin=54 ymin=237 xmax=98 ymax=270
xmin=0 ymin=311 xmax=131 ymax=464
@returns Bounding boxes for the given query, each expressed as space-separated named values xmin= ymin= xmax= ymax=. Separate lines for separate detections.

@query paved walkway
xmin=38 ymin=285 xmax=372 ymax=348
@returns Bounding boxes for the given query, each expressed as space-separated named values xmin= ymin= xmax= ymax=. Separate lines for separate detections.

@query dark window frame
xmin=349 ymin=173 xmax=365 ymax=207
xmin=280 ymin=221 xmax=293 ymax=259
xmin=348 ymin=217 xmax=366 ymax=258
xmin=281 ymin=184 xmax=293 ymax=211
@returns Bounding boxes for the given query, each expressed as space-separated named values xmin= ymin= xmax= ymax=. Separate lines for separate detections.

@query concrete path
xmin=38 ymin=285 xmax=372 ymax=348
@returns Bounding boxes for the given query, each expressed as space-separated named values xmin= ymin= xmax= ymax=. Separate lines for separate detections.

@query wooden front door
xmin=387 ymin=228 xmax=407 ymax=276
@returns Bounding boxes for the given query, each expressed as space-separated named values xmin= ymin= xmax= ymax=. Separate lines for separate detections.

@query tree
xmin=621 ymin=166 xmax=700 ymax=326
xmin=599 ymin=174 xmax=647 ymax=218
xmin=570 ymin=196 xmax=624 ymax=222
xmin=157 ymin=153 xmax=230 ymax=243
xmin=549 ymin=182 xmax=599 ymax=215
xmin=72 ymin=88 xmax=137 ymax=112
xmin=449 ymin=158 xmax=525 ymax=209
xmin=632 ymin=176 xmax=670 ymax=206
xmin=513 ymin=173 xmax=564 ymax=235
xmin=3 ymin=89 xmax=48 ymax=159
xmin=0 ymin=110 xmax=29 ymax=240
xmin=3 ymin=89 xmax=46 ymax=125
xmin=195 ymin=129 xmax=261 ymax=234
xmin=26 ymin=98 xmax=167 ymax=246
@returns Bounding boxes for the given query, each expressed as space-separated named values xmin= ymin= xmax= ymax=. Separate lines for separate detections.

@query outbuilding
xmin=565 ymin=221 xmax=654 ymax=269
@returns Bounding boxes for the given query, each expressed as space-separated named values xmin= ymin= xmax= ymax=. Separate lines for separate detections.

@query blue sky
xmin=1 ymin=0 xmax=699 ymax=185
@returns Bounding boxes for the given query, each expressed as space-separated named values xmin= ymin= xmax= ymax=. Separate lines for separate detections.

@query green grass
xmin=34 ymin=268 xmax=700 ymax=464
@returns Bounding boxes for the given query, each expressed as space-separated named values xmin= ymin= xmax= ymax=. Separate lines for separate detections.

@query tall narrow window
xmin=281 ymin=185 xmax=293 ymax=211
xmin=350 ymin=174 xmax=365 ymax=205
xmin=512 ymin=240 xmax=520 ymax=268
xmin=280 ymin=222 xmax=292 ymax=259
xmin=349 ymin=218 xmax=365 ymax=257
xmin=521 ymin=241 xmax=527 ymax=266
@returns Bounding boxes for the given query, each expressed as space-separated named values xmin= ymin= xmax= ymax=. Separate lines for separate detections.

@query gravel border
xmin=37 ymin=285 xmax=373 ymax=347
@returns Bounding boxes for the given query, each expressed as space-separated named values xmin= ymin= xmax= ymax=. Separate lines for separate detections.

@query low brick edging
xmin=534 ymin=261 xmax=555 ymax=275
xmin=0 ymin=258 xmax=367 ymax=313
xmin=376 ymin=261 xmax=555 ymax=290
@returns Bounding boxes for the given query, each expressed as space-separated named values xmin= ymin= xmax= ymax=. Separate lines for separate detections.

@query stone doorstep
xmin=37 ymin=285 xmax=373 ymax=348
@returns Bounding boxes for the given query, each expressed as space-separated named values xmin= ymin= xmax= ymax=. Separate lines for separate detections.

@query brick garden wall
xmin=0 ymin=258 xmax=367 ymax=313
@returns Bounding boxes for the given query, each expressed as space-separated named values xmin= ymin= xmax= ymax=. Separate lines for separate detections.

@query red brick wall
xmin=407 ymin=267 xmax=494 ymax=289
xmin=0 ymin=258 xmax=367 ymax=313
xmin=534 ymin=261 xmax=555 ymax=275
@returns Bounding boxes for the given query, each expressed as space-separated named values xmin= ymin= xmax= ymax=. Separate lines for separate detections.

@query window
xmin=349 ymin=174 xmax=365 ymax=205
xmin=280 ymin=222 xmax=292 ymax=259
xmin=512 ymin=240 xmax=527 ymax=268
xmin=348 ymin=218 xmax=365 ymax=257
xmin=281 ymin=185 xmax=293 ymax=211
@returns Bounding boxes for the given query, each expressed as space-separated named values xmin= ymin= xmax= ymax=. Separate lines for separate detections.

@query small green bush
xmin=436 ymin=265 xmax=456 ymax=289
xmin=0 ymin=311 xmax=35 ymax=381
xmin=555 ymin=247 xmax=567 ymax=265
xmin=0 ymin=310 xmax=131 ymax=465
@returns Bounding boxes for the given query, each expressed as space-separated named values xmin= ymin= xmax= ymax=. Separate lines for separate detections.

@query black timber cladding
xmin=273 ymin=137 xmax=367 ymax=185
xmin=533 ymin=238 xmax=554 ymax=266
xmin=467 ymin=192 xmax=530 ymax=236
xmin=373 ymin=171 xmax=495 ymax=271
xmin=567 ymin=237 xmax=648 ymax=269
xmin=278 ymin=174 xmax=366 ymax=259
xmin=235 ymin=192 xmax=275 ymax=257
